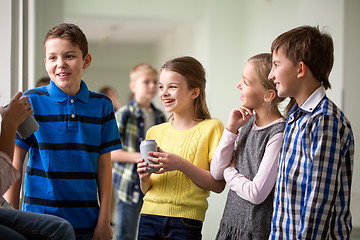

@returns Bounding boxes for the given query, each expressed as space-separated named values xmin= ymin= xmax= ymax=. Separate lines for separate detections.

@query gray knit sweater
xmin=216 ymin=116 xmax=285 ymax=240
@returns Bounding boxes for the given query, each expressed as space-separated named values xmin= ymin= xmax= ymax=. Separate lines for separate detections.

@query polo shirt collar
xmin=48 ymin=80 xmax=89 ymax=103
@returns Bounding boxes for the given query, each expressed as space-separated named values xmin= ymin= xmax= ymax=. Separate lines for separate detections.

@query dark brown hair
xmin=44 ymin=23 xmax=88 ymax=59
xmin=271 ymin=25 xmax=333 ymax=90
xmin=161 ymin=56 xmax=210 ymax=120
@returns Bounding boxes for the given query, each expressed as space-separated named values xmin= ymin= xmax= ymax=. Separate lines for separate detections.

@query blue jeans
xmin=0 ymin=208 xmax=75 ymax=240
xmin=137 ymin=214 xmax=203 ymax=240
xmin=116 ymin=192 xmax=144 ymax=240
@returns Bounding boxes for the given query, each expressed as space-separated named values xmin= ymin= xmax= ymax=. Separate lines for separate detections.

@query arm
xmin=149 ymin=148 xmax=225 ymax=193
xmin=210 ymin=107 xmax=253 ymax=180
xmin=210 ymin=129 xmax=238 ymax=180
xmin=1 ymin=92 xmax=32 ymax=208
xmin=223 ymin=132 xmax=283 ymax=204
xmin=111 ymin=149 xmax=140 ymax=163
xmin=298 ymin=116 xmax=353 ymax=239
xmin=93 ymin=152 xmax=113 ymax=240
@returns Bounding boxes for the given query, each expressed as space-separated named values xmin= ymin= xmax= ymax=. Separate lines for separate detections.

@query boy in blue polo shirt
xmin=6 ymin=23 xmax=122 ymax=239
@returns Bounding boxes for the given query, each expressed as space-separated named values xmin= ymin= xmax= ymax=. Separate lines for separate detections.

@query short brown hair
xmin=44 ymin=23 xmax=88 ymax=59
xmin=271 ymin=25 xmax=333 ymax=89
xmin=130 ymin=64 xmax=158 ymax=82
xmin=161 ymin=56 xmax=210 ymax=120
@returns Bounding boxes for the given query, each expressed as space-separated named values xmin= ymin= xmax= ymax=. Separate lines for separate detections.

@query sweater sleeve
xmin=210 ymin=128 xmax=238 ymax=180
xmin=0 ymin=151 xmax=20 ymax=196
xmin=223 ymin=132 xmax=283 ymax=204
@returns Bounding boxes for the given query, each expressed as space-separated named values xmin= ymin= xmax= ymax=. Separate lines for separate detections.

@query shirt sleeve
xmin=298 ymin=115 xmax=353 ymax=239
xmin=223 ymin=132 xmax=283 ymax=204
xmin=210 ymin=128 xmax=238 ymax=180
xmin=0 ymin=151 xmax=20 ymax=196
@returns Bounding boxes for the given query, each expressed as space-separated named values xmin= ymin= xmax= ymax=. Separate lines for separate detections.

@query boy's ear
xmin=191 ymin=88 xmax=200 ymax=99
xmin=82 ymin=54 xmax=92 ymax=69
xmin=297 ymin=61 xmax=306 ymax=78
xmin=264 ymin=89 xmax=276 ymax=103
xmin=129 ymin=81 xmax=136 ymax=93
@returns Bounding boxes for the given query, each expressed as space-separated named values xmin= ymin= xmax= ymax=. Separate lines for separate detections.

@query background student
xmin=137 ymin=56 xmax=225 ymax=240
xmin=5 ymin=23 xmax=122 ymax=240
xmin=111 ymin=63 xmax=166 ymax=240
xmin=211 ymin=53 xmax=286 ymax=240
xmin=268 ymin=25 xmax=354 ymax=239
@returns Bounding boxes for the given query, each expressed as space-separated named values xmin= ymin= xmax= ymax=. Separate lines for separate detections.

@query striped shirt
xmin=270 ymin=87 xmax=354 ymax=239
xmin=112 ymin=100 xmax=166 ymax=204
xmin=15 ymin=80 xmax=122 ymax=238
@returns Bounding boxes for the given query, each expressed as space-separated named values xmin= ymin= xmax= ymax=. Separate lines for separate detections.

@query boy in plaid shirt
xmin=112 ymin=64 xmax=166 ymax=240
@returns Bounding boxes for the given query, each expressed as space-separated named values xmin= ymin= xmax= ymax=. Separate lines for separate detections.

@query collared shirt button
xmin=140 ymin=122 xmax=144 ymax=127
xmin=70 ymin=99 xmax=74 ymax=103
xmin=139 ymin=137 xmax=144 ymax=141
xmin=134 ymin=185 xmax=139 ymax=189
xmin=71 ymin=114 xmax=75 ymax=118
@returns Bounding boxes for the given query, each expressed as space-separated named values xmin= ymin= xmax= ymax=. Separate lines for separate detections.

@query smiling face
xmin=44 ymin=38 xmax=91 ymax=95
xmin=236 ymin=61 xmax=267 ymax=110
xmin=158 ymin=69 xmax=198 ymax=115
xmin=268 ymin=48 xmax=300 ymax=98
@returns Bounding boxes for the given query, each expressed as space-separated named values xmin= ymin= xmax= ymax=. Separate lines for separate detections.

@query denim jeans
xmin=137 ymin=214 xmax=203 ymax=240
xmin=116 ymin=192 xmax=144 ymax=240
xmin=0 ymin=208 xmax=75 ymax=240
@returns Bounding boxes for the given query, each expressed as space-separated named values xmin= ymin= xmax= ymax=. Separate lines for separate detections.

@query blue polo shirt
xmin=16 ymin=80 xmax=122 ymax=238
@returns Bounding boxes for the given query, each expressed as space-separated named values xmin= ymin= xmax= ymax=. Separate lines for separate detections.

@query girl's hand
xmin=137 ymin=158 xmax=151 ymax=181
xmin=147 ymin=147 xmax=185 ymax=174
xmin=0 ymin=92 xmax=33 ymax=129
xmin=226 ymin=106 xmax=253 ymax=134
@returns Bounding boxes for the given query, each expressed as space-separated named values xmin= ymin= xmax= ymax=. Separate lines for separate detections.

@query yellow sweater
xmin=141 ymin=119 xmax=224 ymax=221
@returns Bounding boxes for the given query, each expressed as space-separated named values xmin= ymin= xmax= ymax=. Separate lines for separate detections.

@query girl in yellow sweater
xmin=137 ymin=56 xmax=225 ymax=239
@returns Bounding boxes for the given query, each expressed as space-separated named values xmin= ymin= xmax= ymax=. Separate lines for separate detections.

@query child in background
xmin=111 ymin=63 xmax=166 ymax=240
xmin=211 ymin=53 xmax=286 ymax=239
xmin=137 ymin=56 xmax=225 ymax=240
xmin=268 ymin=26 xmax=354 ymax=239
xmin=0 ymin=92 xmax=76 ymax=240
xmin=6 ymin=23 xmax=122 ymax=239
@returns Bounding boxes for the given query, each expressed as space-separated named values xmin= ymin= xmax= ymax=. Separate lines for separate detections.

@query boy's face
xmin=44 ymin=38 xmax=91 ymax=96
xmin=130 ymin=73 xmax=158 ymax=103
xmin=268 ymin=48 xmax=300 ymax=98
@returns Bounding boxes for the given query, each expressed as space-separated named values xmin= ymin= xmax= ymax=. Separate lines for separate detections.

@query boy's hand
xmin=226 ymin=106 xmax=253 ymax=134
xmin=147 ymin=147 xmax=184 ymax=174
xmin=93 ymin=220 xmax=113 ymax=240
xmin=0 ymin=92 xmax=33 ymax=129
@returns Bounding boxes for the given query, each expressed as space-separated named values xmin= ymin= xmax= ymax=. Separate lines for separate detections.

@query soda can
xmin=140 ymin=140 xmax=159 ymax=173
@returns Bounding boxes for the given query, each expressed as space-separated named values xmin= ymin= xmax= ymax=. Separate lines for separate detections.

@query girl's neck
xmin=172 ymin=112 xmax=202 ymax=130
xmin=254 ymin=106 xmax=283 ymax=127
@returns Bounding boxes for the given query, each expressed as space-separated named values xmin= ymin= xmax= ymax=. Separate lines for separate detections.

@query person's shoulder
xmin=313 ymin=97 xmax=352 ymax=127
xmin=24 ymin=86 xmax=49 ymax=97
xmin=202 ymin=119 xmax=224 ymax=128
xmin=89 ymin=91 xmax=111 ymax=102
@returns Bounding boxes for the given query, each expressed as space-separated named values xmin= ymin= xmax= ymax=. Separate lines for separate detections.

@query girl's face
xmin=158 ymin=69 xmax=198 ymax=115
xmin=236 ymin=61 xmax=267 ymax=110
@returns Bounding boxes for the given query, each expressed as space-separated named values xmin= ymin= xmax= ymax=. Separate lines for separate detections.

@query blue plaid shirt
xmin=112 ymin=100 xmax=166 ymax=205
xmin=270 ymin=87 xmax=354 ymax=239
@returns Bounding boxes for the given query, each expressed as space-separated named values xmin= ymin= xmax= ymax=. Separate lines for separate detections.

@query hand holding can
xmin=140 ymin=140 xmax=159 ymax=173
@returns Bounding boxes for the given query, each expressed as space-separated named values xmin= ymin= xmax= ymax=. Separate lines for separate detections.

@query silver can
xmin=140 ymin=140 xmax=159 ymax=173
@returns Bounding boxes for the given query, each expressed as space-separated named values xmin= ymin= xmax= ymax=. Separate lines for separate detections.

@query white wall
xmin=344 ymin=0 xmax=360 ymax=226
xmin=0 ymin=0 xmax=12 ymax=106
